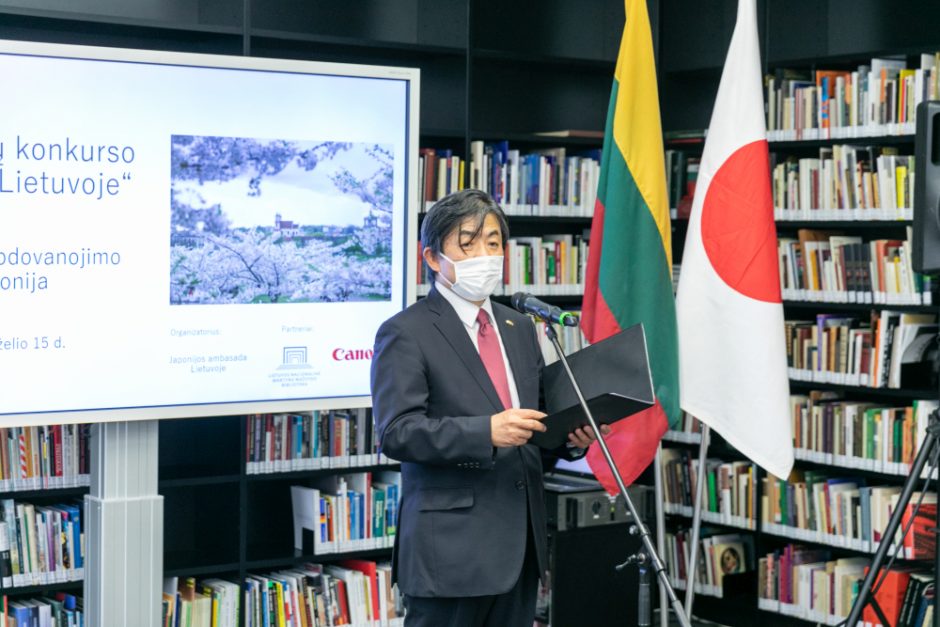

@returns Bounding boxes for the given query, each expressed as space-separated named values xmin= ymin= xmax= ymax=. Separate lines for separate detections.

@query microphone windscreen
xmin=510 ymin=292 xmax=528 ymax=313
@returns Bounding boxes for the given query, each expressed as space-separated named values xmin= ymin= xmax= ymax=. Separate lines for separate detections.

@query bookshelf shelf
xmin=662 ymin=430 xmax=703 ymax=445
xmin=163 ymin=549 xmax=239 ymax=574
xmin=1 ymin=580 xmax=83 ymax=597
xmin=767 ymin=133 xmax=915 ymax=150
xmin=473 ymin=48 xmax=614 ymax=71
xmin=671 ymin=577 xmax=723 ymax=599
xmin=244 ymin=547 xmax=395 ymax=572
xmin=420 ymin=202 xmax=593 ymax=219
xmin=758 ymin=598 xmax=848 ymax=627
xmin=0 ymin=485 xmax=89 ymax=500
xmin=788 ymin=379 xmax=935 ymax=399
xmin=248 ymin=28 xmax=466 ymax=56
xmin=767 ymin=42 xmax=940 ymax=71
xmin=664 ymin=138 xmax=706 ymax=149
xmin=158 ymin=474 xmax=242 ymax=489
xmin=503 ymin=215 xmax=594 ymax=225
xmin=0 ymin=6 xmax=243 ymax=34
xmin=421 ymin=127 xmax=471 ymax=140
xmin=760 ymin=522 xmax=931 ymax=563
xmin=662 ymin=504 xmax=756 ymax=531
xmin=469 ymin=131 xmax=604 ymax=147
xmin=774 ymin=220 xmax=912 ymax=231
xmin=162 ymin=562 xmax=241 ymax=579
xmin=791 ymin=450 xmax=940 ymax=483
xmin=782 ymin=300 xmax=935 ymax=314
xmin=245 ymin=462 xmax=400 ymax=482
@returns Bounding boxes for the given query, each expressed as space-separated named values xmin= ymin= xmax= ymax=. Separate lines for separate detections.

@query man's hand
xmin=491 ymin=409 xmax=547 ymax=447
xmin=567 ymin=424 xmax=612 ymax=449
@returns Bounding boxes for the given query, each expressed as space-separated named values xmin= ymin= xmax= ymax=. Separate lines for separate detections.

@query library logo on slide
xmin=280 ymin=346 xmax=311 ymax=368
xmin=269 ymin=345 xmax=319 ymax=388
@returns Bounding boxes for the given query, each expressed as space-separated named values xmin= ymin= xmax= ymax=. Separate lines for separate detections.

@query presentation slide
xmin=0 ymin=43 xmax=416 ymax=423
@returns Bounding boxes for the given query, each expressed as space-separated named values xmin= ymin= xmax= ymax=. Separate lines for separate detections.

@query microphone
xmin=511 ymin=292 xmax=580 ymax=327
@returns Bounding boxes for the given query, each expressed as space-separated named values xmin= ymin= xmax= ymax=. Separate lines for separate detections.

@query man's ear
xmin=423 ymin=247 xmax=440 ymax=274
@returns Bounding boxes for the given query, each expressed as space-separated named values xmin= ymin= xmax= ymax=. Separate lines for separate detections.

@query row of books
xmin=290 ymin=471 xmax=400 ymax=556
xmin=785 ymin=310 xmax=937 ymax=389
xmin=0 ymin=592 xmax=83 ymax=627
xmin=246 ymin=411 xmax=395 ymax=475
xmin=418 ymin=143 xmax=601 ymax=217
xmin=0 ymin=425 xmax=90 ymax=492
xmin=765 ymin=55 xmax=940 ymax=141
xmin=660 ymin=449 xmax=757 ymax=530
xmin=533 ymin=315 xmax=588 ymax=366
xmin=790 ymin=394 xmax=939 ymax=476
xmin=163 ymin=577 xmax=238 ymax=627
xmin=663 ymin=529 xmax=753 ymax=598
xmin=162 ymin=561 xmax=404 ymax=627
xmin=778 ymin=229 xmax=933 ymax=305
xmin=246 ymin=562 xmax=402 ymax=627
xmin=761 ymin=471 xmax=937 ymax=560
xmin=418 ymin=148 xmax=464 ymax=205
xmin=468 ymin=141 xmax=600 ymax=214
xmin=0 ymin=498 xmax=83 ymax=589
xmin=504 ymin=236 xmax=589 ymax=291
xmin=758 ymin=545 xmax=934 ymax=627
xmin=771 ymin=146 xmax=914 ymax=218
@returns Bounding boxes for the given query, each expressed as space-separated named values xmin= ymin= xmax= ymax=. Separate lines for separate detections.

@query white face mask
xmin=440 ymin=253 xmax=504 ymax=301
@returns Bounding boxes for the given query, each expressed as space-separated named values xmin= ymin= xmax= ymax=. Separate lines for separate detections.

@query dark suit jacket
xmin=371 ymin=286 xmax=580 ymax=598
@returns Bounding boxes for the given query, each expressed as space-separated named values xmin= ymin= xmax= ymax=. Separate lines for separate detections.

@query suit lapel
xmin=427 ymin=288 xmax=505 ymax=413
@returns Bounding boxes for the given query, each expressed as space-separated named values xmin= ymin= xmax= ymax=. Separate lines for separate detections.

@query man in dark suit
xmin=371 ymin=189 xmax=602 ymax=627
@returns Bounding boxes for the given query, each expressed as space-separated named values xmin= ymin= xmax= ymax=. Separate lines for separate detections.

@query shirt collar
xmin=435 ymin=279 xmax=495 ymax=330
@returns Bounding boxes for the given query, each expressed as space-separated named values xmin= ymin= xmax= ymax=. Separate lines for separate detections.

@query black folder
xmin=529 ymin=323 xmax=655 ymax=449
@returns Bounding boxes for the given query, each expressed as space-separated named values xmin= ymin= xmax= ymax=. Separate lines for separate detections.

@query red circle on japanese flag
xmin=701 ymin=139 xmax=781 ymax=303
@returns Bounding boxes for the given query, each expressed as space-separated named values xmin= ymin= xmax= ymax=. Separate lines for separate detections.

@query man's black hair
xmin=420 ymin=189 xmax=509 ymax=277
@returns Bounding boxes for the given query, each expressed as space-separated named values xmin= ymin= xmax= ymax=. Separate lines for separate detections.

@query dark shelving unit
xmin=658 ymin=2 xmax=940 ymax=625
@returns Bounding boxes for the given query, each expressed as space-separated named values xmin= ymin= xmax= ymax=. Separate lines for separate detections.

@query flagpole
xmin=653 ymin=446 xmax=669 ymax=627
xmin=542 ymin=324 xmax=692 ymax=627
xmin=683 ymin=423 xmax=710 ymax=616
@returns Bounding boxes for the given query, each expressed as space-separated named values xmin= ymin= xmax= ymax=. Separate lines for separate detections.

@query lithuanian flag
xmin=581 ymin=0 xmax=679 ymax=492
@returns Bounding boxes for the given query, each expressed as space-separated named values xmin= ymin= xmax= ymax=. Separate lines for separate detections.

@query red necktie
xmin=476 ymin=309 xmax=513 ymax=410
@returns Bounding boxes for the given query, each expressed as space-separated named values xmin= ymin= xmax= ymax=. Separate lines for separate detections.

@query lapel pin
xmin=505 ymin=319 xmax=514 ymax=326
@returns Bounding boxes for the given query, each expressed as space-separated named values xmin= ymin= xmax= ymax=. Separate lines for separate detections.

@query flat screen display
xmin=0 ymin=40 xmax=419 ymax=425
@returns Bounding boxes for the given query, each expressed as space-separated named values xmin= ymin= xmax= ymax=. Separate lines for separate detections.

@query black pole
xmin=543 ymin=323 xmax=692 ymax=627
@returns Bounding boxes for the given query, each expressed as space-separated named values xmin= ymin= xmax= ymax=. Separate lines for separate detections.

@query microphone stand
xmin=542 ymin=322 xmax=693 ymax=627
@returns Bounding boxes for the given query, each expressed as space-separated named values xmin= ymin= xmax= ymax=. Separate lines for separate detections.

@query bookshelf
xmin=658 ymin=2 xmax=940 ymax=626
